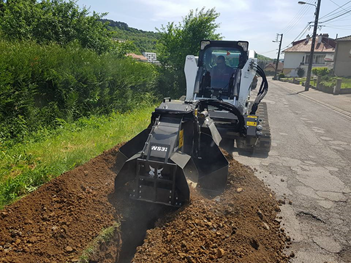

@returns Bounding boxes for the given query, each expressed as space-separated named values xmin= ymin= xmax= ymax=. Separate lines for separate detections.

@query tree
xmin=311 ymin=67 xmax=329 ymax=77
xmin=156 ymin=8 xmax=221 ymax=97
xmin=297 ymin=67 xmax=305 ymax=78
xmin=0 ymin=0 xmax=112 ymax=53
xmin=111 ymin=40 xmax=139 ymax=58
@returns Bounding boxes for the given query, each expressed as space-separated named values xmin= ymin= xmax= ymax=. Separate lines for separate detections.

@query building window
xmin=305 ymin=54 xmax=325 ymax=64
xmin=316 ymin=55 xmax=325 ymax=64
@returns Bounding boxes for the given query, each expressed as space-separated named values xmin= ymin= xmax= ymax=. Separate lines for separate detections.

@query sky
xmin=77 ymin=0 xmax=351 ymax=59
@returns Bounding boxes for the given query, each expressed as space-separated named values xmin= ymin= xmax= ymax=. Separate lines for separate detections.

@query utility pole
xmin=304 ymin=0 xmax=322 ymax=91
xmin=273 ymin=34 xmax=283 ymax=80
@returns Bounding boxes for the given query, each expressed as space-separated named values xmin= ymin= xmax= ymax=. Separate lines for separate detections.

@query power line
xmin=281 ymin=22 xmax=311 ymax=51
xmin=324 ymin=25 xmax=351 ymax=29
xmin=260 ymin=49 xmax=278 ymax=54
xmin=320 ymin=7 xmax=351 ymax=23
xmin=320 ymin=8 xmax=351 ymax=22
xmin=281 ymin=5 xmax=308 ymax=30
xmin=282 ymin=5 xmax=312 ymax=34
xmin=320 ymin=11 xmax=351 ymax=24
xmin=324 ymin=17 xmax=351 ymax=22
xmin=291 ymin=23 xmax=311 ymax=43
xmin=329 ymin=0 xmax=350 ymax=12
xmin=325 ymin=22 xmax=351 ymax=26
xmin=319 ymin=0 xmax=351 ymax=20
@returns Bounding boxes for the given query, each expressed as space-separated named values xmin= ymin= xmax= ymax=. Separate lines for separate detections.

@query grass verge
xmin=0 ymin=105 xmax=155 ymax=208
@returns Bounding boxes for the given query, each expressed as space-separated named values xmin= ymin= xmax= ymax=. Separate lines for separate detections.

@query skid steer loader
xmin=114 ymin=40 xmax=270 ymax=207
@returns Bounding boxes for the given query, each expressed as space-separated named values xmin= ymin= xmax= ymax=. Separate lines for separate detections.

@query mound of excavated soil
xmin=132 ymin=156 xmax=290 ymax=263
xmin=0 ymin=146 xmax=122 ymax=263
xmin=0 ymin=145 xmax=290 ymax=263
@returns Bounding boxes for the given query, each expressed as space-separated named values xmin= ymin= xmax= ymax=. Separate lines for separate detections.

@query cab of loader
xmin=194 ymin=41 xmax=248 ymax=100
xmin=184 ymin=40 xmax=258 ymax=115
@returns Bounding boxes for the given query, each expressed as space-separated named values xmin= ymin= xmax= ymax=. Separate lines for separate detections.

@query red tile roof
xmin=126 ymin=53 xmax=148 ymax=61
xmin=265 ymin=62 xmax=284 ymax=71
xmin=283 ymin=34 xmax=336 ymax=53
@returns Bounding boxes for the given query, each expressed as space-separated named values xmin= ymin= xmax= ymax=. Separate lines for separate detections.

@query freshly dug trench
xmin=111 ymin=197 xmax=174 ymax=263
xmin=132 ymin=156 xmax=290 ymax=262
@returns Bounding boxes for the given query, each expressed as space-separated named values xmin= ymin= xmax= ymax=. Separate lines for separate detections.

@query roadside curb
xmin=297 ymin=93 xmax=351 ymax=120
xmin=272 ymin=81 xmax=351 ymax=120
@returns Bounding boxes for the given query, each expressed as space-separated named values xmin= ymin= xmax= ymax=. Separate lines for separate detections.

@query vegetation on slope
xmin=257 ymin=54 xmax=272 ymax=62
xmin=101 ymin=19 xmax=160 ymax=54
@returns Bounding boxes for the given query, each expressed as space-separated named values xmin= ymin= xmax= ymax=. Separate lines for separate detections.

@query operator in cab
xmin=211 ymin=55 xmax=236 ymax=89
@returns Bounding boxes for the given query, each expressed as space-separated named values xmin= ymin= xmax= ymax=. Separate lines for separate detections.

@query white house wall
xmin=284 ymin=52 xmax=305 ymax=69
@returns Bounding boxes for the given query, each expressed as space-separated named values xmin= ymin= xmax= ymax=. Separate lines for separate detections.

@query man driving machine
xmin=211 ymin=55 xmax=236 ymax=89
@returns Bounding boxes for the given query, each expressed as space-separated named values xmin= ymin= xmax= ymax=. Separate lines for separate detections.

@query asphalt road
xmin=234 ymin=79 xmax=351 ymax=263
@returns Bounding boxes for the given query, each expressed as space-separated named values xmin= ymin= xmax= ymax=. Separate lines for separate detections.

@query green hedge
xmin=0 ymin=40 xmax=158 ymax=143
xmin=312 ymin=67 xmax=330 ymax=77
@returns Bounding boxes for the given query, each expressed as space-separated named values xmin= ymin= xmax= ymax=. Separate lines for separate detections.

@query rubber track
xmin=255 ymin=102 xmax=271 ymax=154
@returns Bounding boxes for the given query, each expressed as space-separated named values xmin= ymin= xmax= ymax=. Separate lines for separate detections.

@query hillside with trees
xmin=101 ymin=19 xmax=273 ymax=61
xmin=101 ymin=19 xmax=160 ymax=53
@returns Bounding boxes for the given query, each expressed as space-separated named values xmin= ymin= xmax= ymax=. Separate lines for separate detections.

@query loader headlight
xmin=256 ymin=125 xmax=263 ymax=131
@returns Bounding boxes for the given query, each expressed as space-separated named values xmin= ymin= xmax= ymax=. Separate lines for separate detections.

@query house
xmin=264 ymin=62 xmax=284 ymax=75
xmin=282 ymin=34 xmax=336 ymax=77
xmin=142 ymin=52 xmax=157 ymax=63
xmin=126 ymin=53 xmax=148 ymax=62
xmin=333 ymin=35 xmax=351 ymax=77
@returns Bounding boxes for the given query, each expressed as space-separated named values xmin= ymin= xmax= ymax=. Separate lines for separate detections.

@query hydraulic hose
xmin=196 ymin=99 xmax=246 ymax=135
xmin=250 ymin=65 xmax=268 ymax=115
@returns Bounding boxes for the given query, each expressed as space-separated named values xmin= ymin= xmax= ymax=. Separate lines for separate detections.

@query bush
xmin=0 ymin=39 xmax=158 ymax=142
xmin=297 ymin=68 xmax=305 ymax=78
xmin=312 ymin=67 xmax=330 ymax=77
xmin=279 ymin=73 xmax=285 ymax=78
xmin=320 ymin=80 xmax=336 ymax=88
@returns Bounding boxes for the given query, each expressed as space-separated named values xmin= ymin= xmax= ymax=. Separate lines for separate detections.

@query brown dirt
xmin=0 ymin=146 xmax=122 ymax=263
xmin=0 ymin=146 xmax=290 ymax=263
xmin=132 ymin=155 xmax=290 ymax=263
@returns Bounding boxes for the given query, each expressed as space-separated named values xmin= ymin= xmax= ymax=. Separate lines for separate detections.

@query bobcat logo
xmin=149 ymin=166 xmax=164 ymax=178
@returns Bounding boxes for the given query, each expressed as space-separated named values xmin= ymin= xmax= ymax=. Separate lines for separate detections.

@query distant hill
xmin=257 ymin=54 xmax=272 ymax=61
xmin=101 ymin=19 xmax=274 ymax=60
xmin=100 ymin=19 xmax=160 ymax=53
